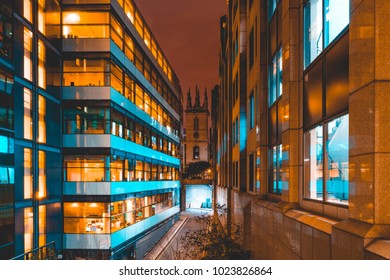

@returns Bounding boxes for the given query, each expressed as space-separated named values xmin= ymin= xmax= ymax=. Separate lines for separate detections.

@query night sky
xmin=134 ymin=0 xmax=227 ymax=103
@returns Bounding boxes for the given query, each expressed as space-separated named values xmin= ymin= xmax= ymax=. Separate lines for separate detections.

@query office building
xmin=0 ymin=0 xmax=182 ymax=260
xmin=215 ymin=0 xmax=390 ymax=259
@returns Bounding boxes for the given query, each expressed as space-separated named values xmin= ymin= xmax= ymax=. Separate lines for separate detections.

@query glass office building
xmin=0 ymin=0 xmax=181 ymax=260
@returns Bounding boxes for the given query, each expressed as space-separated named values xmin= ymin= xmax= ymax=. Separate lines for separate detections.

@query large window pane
xmin=304 ymin=125 xmax=323 ymax=200
xmin=325 ymin=114 xmax=348 ymax=204
xmin=23 ymin=88 xmax=32 ymax=140
xmin=271 ymin=144 xmax=282 ymax=194
xmin=304 ymin=0 xmax=323 ymax=68
xmin=269 ymin=48 xmax=282 ymax=106
xmin=324 ymin=0 xmax=349 ymax=47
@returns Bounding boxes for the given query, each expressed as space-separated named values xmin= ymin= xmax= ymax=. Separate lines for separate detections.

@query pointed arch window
xmin=194 ymin=117 xmax=199 ymax=131
xmin=193 ymin=146 xmax=200 ymax=159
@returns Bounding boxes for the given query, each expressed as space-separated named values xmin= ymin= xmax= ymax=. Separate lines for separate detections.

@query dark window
xmin=249 ymin=27 xmax=254 ymax=69
xmin=193 ymin=146 xmax=199 ymax=159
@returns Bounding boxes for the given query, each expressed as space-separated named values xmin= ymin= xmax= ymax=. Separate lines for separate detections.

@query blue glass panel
xmin=326 ymin=114 xmax=348 ymax=203
xmin=304 ymin=0 xmax=323 ymax=69
xmin=324 ymin=0 xmax=349 ymax=47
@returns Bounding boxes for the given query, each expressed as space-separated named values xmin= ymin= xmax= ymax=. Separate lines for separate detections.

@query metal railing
xmin=11 ymin=241 xmax=57 ymax=260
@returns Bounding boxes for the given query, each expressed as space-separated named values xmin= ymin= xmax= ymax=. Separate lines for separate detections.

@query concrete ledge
xmin=365 ymin=239 xmax=390 ymax=260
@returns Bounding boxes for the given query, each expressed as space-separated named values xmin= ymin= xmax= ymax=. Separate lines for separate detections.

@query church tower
xmin=183 ymin=86 xmax=210 ymax=169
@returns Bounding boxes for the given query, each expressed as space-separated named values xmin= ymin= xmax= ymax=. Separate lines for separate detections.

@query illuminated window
xmin=249 ymin=91 xmax=255 ymax=130
xmin=269 ymin=0 xmax=280 ymax=18
xmin=38 ymin=40 xmax=46 ymax=89
xmin=24 ymin=28 xmax=33 ymax=81
xmin=24 ymin=207 xmax=33 ymax=253
xmin=270 ymin=144 xmax=283 ymax=194
xmin=269 ymin=48 xmax=282 ymax=106
xmin=62 ymin=11 xmax=109 ymax=39
xmin=38 ymin=151 xmax=46 ymax=199
xmin=38 ymin=205 xmax=46 ymax=247
xmin=38 ymin=0 xmax=45 ymax=34
xmin=24 ymin=148 xmax=33 ymax=199
xmin=111 ymin=15 xmax=123 ymax=49
xmin=23 ymin=0 xmax=32 ymax=22
xmin=64 ymin=155 xmax=106 ymax=182
xmin=304 ymin=114 xmax=349 ymax=204
xmin=303 ymin=0 xmax=349 ymax=69
xmin=38 ymin=95 xmax=46 ymax=143
xmin=23 ymin=88 xmax=32 ymax=140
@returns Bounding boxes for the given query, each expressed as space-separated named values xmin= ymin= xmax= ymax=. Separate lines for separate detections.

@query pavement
xmin=144 ymin=208 xmax=213 ymax=260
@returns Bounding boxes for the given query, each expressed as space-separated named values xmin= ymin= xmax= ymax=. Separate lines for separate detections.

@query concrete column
xmin=280 ymin=0 xmax=301 ymax=203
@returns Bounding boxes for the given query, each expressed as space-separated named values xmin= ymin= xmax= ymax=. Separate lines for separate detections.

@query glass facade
xmin=270 ymin=144 xmax=282 ymax=194
xmin=64 ymin=192 xmax=174 ymax=234
xmin=304 ymin=0 xmax=349 ymax=69
xmin=269 ymin=48 xmax=282 ymax=106
xmin=64 ymin=155 xmax=178 ymax=182
xmin=304 ymin=114 xmax=349 ymax=204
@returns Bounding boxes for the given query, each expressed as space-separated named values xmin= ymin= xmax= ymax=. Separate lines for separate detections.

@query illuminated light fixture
xmin=167 ymin=126 xmax=171 ymax=133
xmin=65 ymin=13 xmax=80 ymax=24
xmin=144 ymin=39 xmax=149 ymax=47
xmin=90 ymin=203 xmax=98 ymax=208
xmin=63 ymin=26 xmax=70 ymax=37
xmin=71 ymin=203 xmax=79 ymax=207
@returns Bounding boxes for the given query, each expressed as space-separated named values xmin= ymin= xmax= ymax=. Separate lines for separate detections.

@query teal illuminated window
xmin=324 ymin=0 xmax=349 ymax=47
xmin=304 ymin=114 xmax=349 ymax=204
xmin=269 ymin=0 xmax=280 ymax=18
xmin=270 ymin=144 xmax=282 ymax=194
xmin=249 ymin=92 xmax=255 ymax=130
xmin=269 ymin=48 xmax=282 ymax=106
xmin=304 ymin=0 xmax=349 ymax=69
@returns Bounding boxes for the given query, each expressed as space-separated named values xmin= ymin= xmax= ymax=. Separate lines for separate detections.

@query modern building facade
xmin=215 ymin=0 xmax=390 ymax=259
xmin=0 ymin=0 xmax=182 ymax=260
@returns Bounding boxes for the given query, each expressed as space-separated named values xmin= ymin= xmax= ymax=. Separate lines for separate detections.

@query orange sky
xmin=134 ymin=0 xmax=227 ymax=104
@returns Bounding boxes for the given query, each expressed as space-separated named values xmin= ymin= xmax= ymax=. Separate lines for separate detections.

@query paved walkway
xmin=144 ymin=208 xmax=212 ymax=260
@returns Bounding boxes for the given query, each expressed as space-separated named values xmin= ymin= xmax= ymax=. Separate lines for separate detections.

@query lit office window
xmin=269 ymin=48 xmax=282 ymax=106
xmin=271 ymin=144 xmax=282 ymax=194
xmin=38 ymin=40 xmax=46 ymax=89
xmin=304 ymin=0 xmax=323 ymax=68
xmin=24 ymin=207 xmax=34 ymax=253
xmin=23 ymin=88 xmax=32 ymax=140
xmin=23 ymin=0 xmax=32 ymax=23
xmin=38 ymin=205 xmax=46 ymax=247
xmin=24 ymin=148 xmax=33 ymax=199
xmin=38 ymin=0 xmax=46 ymax=34
xmin=304 ymin=0 xmax=349 ymax=68
xmin=38 ymin=95 xmax=46 ymax=143
xmin=324 ymin=0 xmax=349 ymax=47
xmin=23 ymin=28 xmax=33 ymax=81
xmin=62 ymin=11 xmax=109 ymax=39
xmin=38 ymin=151 xmax=46 ymax=198
xmin=304 ymin=114 xmax=349 ymax=204
xmin=304 ymin=125 xmax=324 ymax=201
xmin=325 ymin=114 xmax=349 ymax=203
xmin=249 ymin=153 xmax=255 ymax=192
xmin=256 ymin=149 xmax=261 ymax=193
xmin=249 ymin=92 xmax=255 ymax=130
